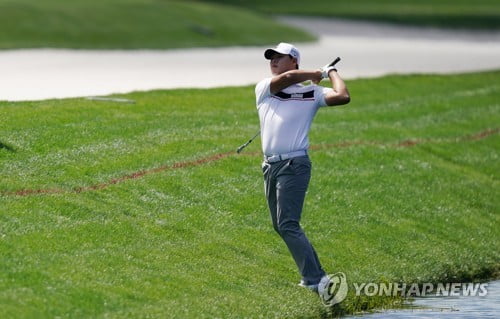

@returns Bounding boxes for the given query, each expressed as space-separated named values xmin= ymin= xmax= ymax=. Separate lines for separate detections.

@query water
xmin=352 ymin=280 xmax=499 ymax=318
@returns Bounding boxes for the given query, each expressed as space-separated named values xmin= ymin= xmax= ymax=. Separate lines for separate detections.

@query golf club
xmin=236 ymin=131 xmax=260 ymax=154
xmin=329 ymin=57 xmax=341 ymax=68
xmin=236 ymin=57 xmax=342 ymax=154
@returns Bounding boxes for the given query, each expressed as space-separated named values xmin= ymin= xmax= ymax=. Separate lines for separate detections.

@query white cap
xmin=264 ymin=42 xmax=301 ymax=66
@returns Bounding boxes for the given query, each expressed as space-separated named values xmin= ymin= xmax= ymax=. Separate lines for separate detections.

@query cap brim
xmin=264 ymin=49 xmax=282 ymax=60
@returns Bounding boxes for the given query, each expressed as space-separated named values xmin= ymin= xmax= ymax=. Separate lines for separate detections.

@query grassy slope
xmin=0 ymin=0 xmax=313 ymax=49
xmin=204 ymin=0 xmax=500 ymax=30
xmin=3 ymin=0 xmax=498 ymax=50
xmin=0 ymin=71 xmax=499 ymax=318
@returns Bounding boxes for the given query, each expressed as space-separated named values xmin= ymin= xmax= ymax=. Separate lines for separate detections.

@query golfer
xmin=255 ymin=43 xmax=350 ymax=296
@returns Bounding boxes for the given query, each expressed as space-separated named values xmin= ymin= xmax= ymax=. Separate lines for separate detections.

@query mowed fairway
xmin=0 ymin=71 xmax=499 ymax=318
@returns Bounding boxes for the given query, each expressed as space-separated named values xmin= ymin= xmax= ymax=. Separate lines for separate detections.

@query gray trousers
xmin=262 ymin=155 xmax=325 ymax=284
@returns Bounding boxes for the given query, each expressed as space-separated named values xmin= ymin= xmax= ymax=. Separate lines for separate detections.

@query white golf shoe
xmin=317 ymin=272 xmax=349 ymax=306
xmin=317 ymin=275 xmax=334 ymax=305
xmin=298 ymin=279 xmax=319 ymax=293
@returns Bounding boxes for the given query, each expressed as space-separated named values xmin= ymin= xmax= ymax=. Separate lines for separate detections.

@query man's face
xmin=269 ymin=53 xmax=296 ymax=75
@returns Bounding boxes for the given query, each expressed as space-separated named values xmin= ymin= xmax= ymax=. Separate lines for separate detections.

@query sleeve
xmin=316 ymin=86 xmax=334 ymax=107
xmin=255 ymin=78 xmax=272 ymax=107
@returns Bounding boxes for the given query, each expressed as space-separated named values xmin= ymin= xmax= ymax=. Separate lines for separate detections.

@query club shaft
xmin=237 ymin=131 xmax=260 ymax=153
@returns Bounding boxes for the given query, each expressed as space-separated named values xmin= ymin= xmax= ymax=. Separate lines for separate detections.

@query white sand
xmin=1 ymin=17 xmax=499 ymax=101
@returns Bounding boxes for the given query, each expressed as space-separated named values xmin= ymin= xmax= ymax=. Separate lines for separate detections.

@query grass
xmin=0 ymin=71 xmax=499 ymax=318
xmin=2 ymin=0 xmax=499 ymax=50
xmin=204 ymin=0 xmax=500 ymax=30
xmin=0 ymin=0 xmax=313 ymax=49
xmin=0 ymin=0 xmax=500 ymax=49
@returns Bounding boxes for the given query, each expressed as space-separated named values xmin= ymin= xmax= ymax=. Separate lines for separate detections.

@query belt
xmin=264 ymin=150 xmax=308 ymax=163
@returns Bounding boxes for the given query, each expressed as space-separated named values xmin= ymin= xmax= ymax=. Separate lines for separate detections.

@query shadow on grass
xmin=0 ymin=141 xmax=16 ymax=152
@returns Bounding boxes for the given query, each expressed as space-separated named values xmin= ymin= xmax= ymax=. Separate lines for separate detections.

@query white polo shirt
xmin=255 ymin=77 xmax=332 ymax=156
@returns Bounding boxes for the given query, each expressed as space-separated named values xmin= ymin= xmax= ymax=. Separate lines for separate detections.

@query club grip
xmin=329 ymin=57 xmax=341 ymax=67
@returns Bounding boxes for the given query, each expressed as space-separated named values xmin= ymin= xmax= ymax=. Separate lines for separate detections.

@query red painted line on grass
xmin=310 ymin=128 xmax=500 ymax=151
xmin=2 ymin=128 xmax=498 ymax=197
xmin=466 ymin=128 xmax=500 ymax=141
xmin=72 ymin=151 xmax=234 ymax=193
xmin=6 ymin=151 xmax=235 ymax=197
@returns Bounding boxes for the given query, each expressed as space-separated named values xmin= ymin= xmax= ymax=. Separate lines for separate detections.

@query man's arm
xmin=270 ymin=70 xmax=323 ymax=94
xmin=324 ymin=70 xmax=350 ymax=106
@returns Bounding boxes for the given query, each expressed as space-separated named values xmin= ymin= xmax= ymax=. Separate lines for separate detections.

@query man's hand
xmin=320 ymin=64 xmax=338 ymax=79
xmin=311 ymin=70 xmax=323 ymax=84
xmin=320 ymin=58 xmax=341 ymax=79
